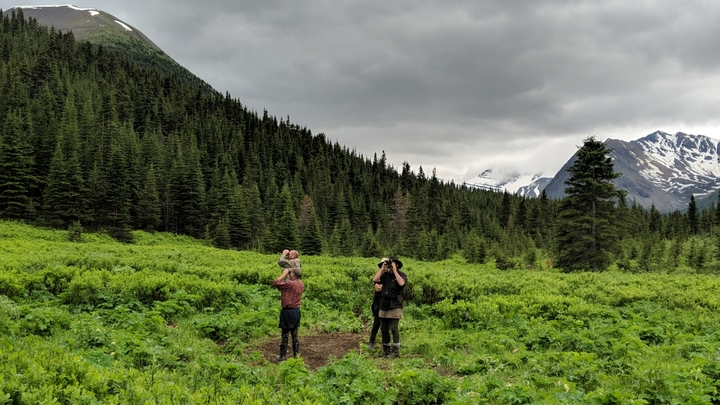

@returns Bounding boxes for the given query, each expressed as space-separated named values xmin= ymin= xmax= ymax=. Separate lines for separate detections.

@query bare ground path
xmin=255 ymin=331 xmax=366 ymax=371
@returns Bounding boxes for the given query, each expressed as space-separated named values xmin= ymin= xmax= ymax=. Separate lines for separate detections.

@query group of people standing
xmin=271 ymin=250 xmax=408 ymax=362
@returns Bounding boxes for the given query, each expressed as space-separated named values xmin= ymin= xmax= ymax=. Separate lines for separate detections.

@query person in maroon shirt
xmin=272 ymin=250 xmax=305 ymax=362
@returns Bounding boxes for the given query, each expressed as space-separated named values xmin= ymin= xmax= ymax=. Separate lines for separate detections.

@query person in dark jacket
xmin=372 ymin=256 xmax=408 ymax=358
xmin=367 ymin=258 xmax=388 ymax=350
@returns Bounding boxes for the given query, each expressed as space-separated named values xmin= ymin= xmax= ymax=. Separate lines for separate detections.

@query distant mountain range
xmin=3 ymin=5 xmax=215 ymax=92
xmin=467 ymin=131 xmax=720 ymax=213
xmin=463 ymin=170 xmax=551 ymax=198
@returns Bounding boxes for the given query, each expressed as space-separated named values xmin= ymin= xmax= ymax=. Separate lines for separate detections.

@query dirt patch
xmin=256 ymin=332 xmax=366 ymax=371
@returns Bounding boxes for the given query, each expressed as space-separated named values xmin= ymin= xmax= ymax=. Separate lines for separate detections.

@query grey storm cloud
xmin=7 ymin=0 xmax=720 ymax=181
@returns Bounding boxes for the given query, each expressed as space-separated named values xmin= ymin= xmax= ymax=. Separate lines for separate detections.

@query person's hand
xmin=374 ymin=283 xmax=382 ymax=292
xmin=282 ymin=249 xmax=290 ymax=256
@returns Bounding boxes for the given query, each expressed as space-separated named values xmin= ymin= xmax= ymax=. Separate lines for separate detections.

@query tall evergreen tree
xmin=136 ymin=165 xmax=162 ymax=231
xmin=104 ymin=141 xmax=133 ymax=241
xmin=555 ymin=136 xmax=624 ymax=272
xmin=227 ymin=184 xmax=250 ymax=249
xmin=274 ymin=184 xmax=300 ymax=251
xmin=241 ymin=179 xmax=264 ymax=249
xmin=42 ymin=93 xmax=85 ymax=227
xmin=687 ymin=194 xmax=699 ymax=235
xmin=649 ymin=203 xmax=662 ymax=234
xmin=0 ymin=109 xmax=37 ymax=219
xmin=301 ymin=207 xmax=323 ymax=256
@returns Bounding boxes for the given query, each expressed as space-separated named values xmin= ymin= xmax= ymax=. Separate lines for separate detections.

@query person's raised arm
xmin=392 ymin=262 xmax=405 ymax=286
xmin=274 ymin=268 xmax=290 ymax=283
xmin=373 ymin=264 xmax=385 ymax=283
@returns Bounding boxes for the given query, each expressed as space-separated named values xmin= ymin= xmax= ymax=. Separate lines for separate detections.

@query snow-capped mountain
xmin=464 ymin=170 xmax=552 ymax=198
xmin=516 ymin=176 xmax=553 ymax=198
xmin=544 ymin=131 xmax=720 ymax=212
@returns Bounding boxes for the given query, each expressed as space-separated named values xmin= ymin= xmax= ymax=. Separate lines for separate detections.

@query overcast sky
xmin=6 ymin=1 xmax=720 ymax=183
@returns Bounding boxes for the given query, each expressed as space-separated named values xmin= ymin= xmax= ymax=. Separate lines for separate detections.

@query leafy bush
xmin=20 ymin=306 xmax=71 ymax=336
xmin=395 ymin=367 xmax=455 ymax=405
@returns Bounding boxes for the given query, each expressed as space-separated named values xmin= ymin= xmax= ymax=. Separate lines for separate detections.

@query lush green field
xmin=2 ymin=221 xmax=720 ymax=404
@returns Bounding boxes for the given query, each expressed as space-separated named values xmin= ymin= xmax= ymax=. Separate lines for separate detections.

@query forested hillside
xmin=1 ymin=9 xmax=719 ymax=270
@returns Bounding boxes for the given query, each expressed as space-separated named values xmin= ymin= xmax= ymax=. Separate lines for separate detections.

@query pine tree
xmin=555 ymin=136 xmax=624 ymax=272
xmin=42 ymin=94 xmax=85 ymax=228
xmin=328 ymin=222 xmax=342 ymax=257
xmin=301 ymin=208 xmax=323 ymax=256
xmin=360 ymin=225 xmax=382 ymax=258
xmin=228 ymin=184 xmax=250 ymax=249
xmin=687 ymin=194 xmax=699 ymax=235
xmin=649 ymin=204 xmax=662 ymax=234
xmin=337 ymin=217 xmax=356 ymax=256
xmin=0 ymin=109 xmax=37 ymax=220
xmin=42 ymin=141 xmax=83 ymax=227
xmin=105 ymin=142 xmax=133 ymax=242
xmin=274 ymin=184 xmax=300 ymax=251
xmin=241 ymin=179 xmax=265 ymax=249
xmin=211 ymin=218 xmax=232 ymax=249
xmin=136 ymin=165 xmax=162 ymax=231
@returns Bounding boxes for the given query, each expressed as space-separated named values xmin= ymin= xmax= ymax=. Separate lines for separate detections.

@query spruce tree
xmin=105 ymin=142 xmax=133 ymax=242
xmin=360 ymin=225 xmax=382 ymax=258
xmin=241 ymin=179 xmax=265 ymax=249
xmin=42 ymin=94 xmax=85 ymax=228
xmin=0 ymin=109 xmax=37 ymax=220
xmin=42 ymin=140 xmax=83 ymax=227
xmin=301 ymin=208 xmax=323 ymax=256
xmin=136 ymin=165 xmax=162 ymax=231
xmin=649 ymin=204 xmax=662 ymax=234
xmin=274 ymin=184 xmax=300 ymax=251
xmin=687 ymin=194 xmax=699 ymax=235
xmin=228 ymin=184 xmax=250 ymax=249
xmin=555 ymin=136 xmax=624 ymax=272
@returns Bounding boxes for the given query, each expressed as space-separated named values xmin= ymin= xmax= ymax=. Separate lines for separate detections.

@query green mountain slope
xmin=3 ymin=5 xmax=216 ymax=93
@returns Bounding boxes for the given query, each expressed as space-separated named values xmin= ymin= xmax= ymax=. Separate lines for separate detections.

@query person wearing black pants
xmin=272 ymin=250 xmax=305 ymax=362
xmin=372 ymin=256 xmax=408 ymax=358
xmin=368 ymin=258 xmax=387 ymax=349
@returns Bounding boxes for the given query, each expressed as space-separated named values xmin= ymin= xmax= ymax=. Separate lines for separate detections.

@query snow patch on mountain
xmin=463 ymin=169 xmax=551 ymax=197
xmin=633 ymin=131 xmax=720 ymax=199
xmin=13 ymin=4 xmax=100 ymax=17
xmin=115 ymin=20 xmax=132 ymax=31
xmin=14 ymin=4 xmax=97 ymax=11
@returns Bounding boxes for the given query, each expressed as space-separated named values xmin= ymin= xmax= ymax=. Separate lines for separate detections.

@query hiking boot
xmin=387 ymin=345 xmax=399 ymax=359
xmin=292 ymin=342 xmax=300 ymax=358
xmin=276 ymin=344 xmax=287 ymax=362
xmin=382 ymin=345 xmax=391 ymax=358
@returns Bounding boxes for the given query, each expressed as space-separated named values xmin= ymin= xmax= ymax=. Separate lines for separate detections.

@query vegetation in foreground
xmin=3 ymin=221 xmax=720 ymax=403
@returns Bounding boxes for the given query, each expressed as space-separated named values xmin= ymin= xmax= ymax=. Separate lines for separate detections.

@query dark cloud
xmin=6 ymin=0 xmax=720 ymax=181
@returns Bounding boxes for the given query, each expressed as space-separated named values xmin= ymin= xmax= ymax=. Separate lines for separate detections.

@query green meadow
xmin=2 ymin=220 xmax=720 ymax=404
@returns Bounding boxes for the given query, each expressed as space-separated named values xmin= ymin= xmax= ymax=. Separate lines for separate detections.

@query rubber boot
xmin=387 ymin=345 xmax=399 ymax=359
xmin=276 ymin=344 xmax=287 ymax=362
xmin=382 ymin=345 xmax=391 ymax=358
xmin=292 ymin=342 xmax=300 ymax=358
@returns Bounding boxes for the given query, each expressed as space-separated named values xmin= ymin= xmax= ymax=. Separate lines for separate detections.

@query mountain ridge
xmin=3 ymin=5 xmax=216 ymax=93
xmin=544 ymin=131 xmax=720 ymax=212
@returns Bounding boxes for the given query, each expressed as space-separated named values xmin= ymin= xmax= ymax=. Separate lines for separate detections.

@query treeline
xmin=0 ymin=9 xmax=718 ymax=269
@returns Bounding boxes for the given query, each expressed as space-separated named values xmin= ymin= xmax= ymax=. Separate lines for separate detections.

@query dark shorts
xmin=279 ymin=308 xmax=301 ymax=329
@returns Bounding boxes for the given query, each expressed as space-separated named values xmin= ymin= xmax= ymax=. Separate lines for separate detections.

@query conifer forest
xmin=1 ymin=9 xmax=719 ymax=270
